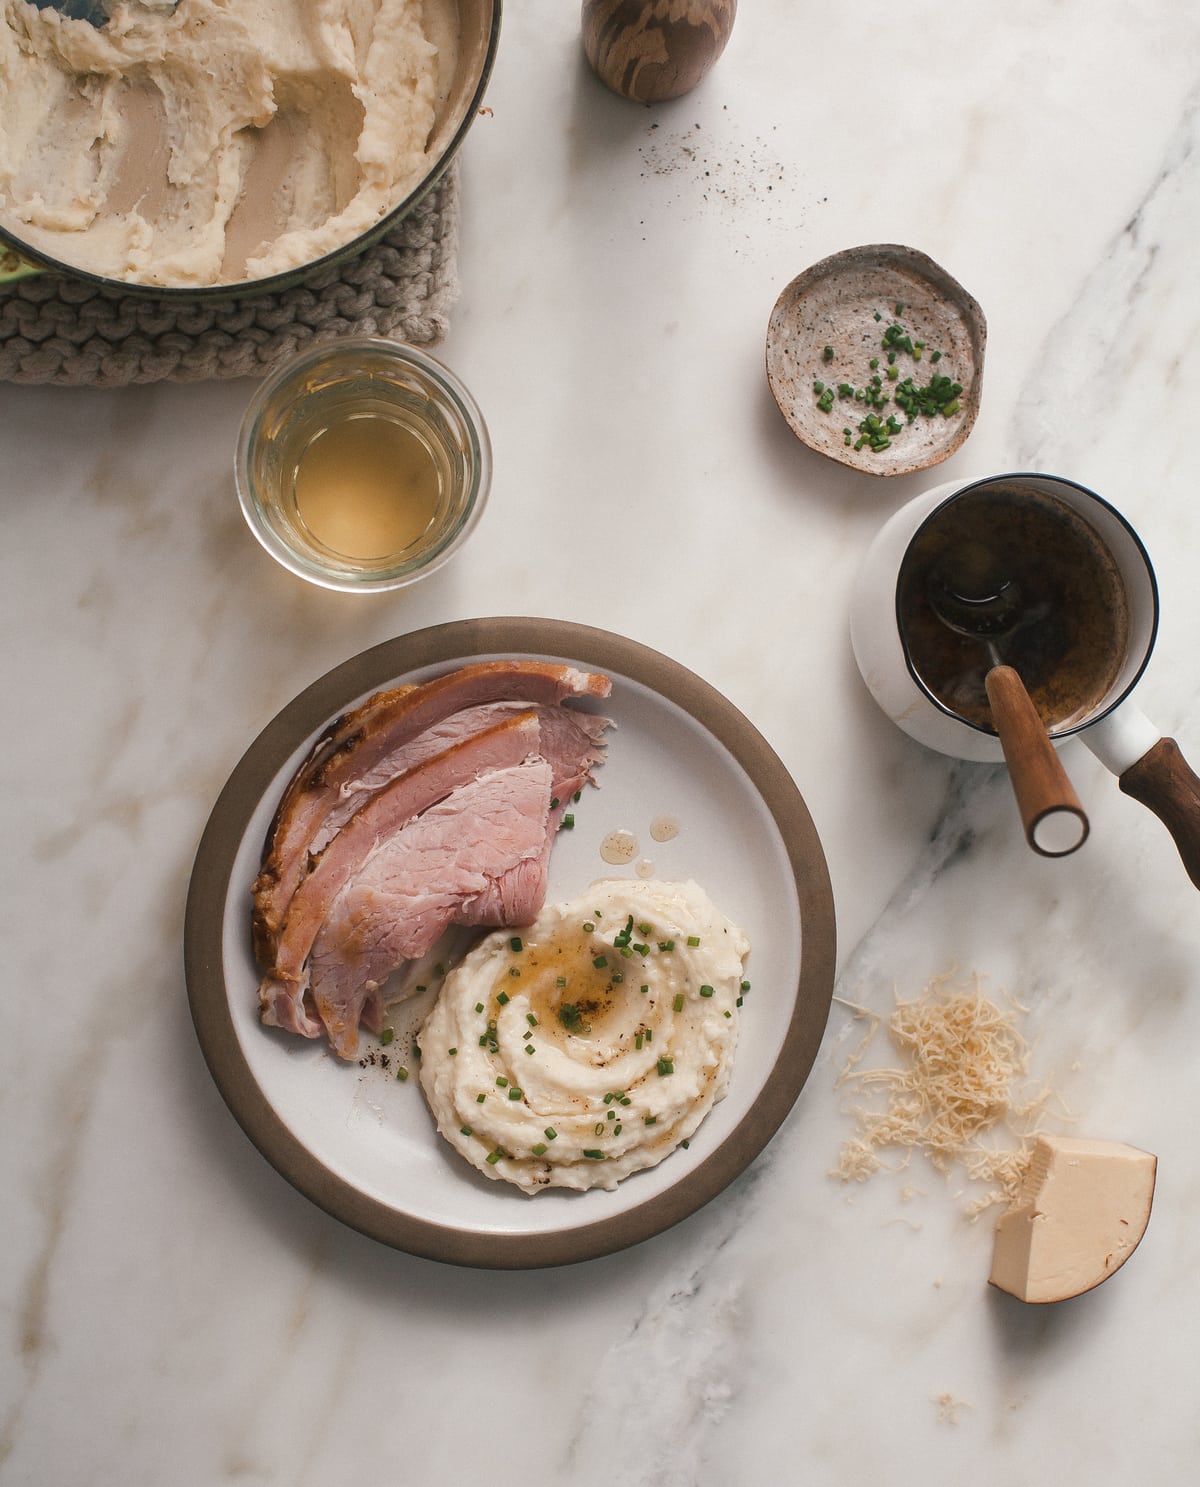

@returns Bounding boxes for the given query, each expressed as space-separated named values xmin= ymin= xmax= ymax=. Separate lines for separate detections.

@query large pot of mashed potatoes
xmin=0 ymin=0 xmax=499 ymax=293
xmin=419 ymin=878 xmax=751 ymax=1194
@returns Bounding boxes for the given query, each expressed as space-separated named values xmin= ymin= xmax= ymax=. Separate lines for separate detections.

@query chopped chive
xmin=583 ymin=921 xmax=595 ymax=933
xmin=497 ymin=991 xmax=510 ymax=1005
xmin=474 ymin=1001 xmax=485 ymax=1014
xmin=686 ymin=935 xmax=701 ymax=947
xmin=508 ymin=967 xmax=520 ymax=978
xmin=613 ymin=1123 xmax=622 ymax=1136
xmin=526 ymin=1012 xmax=538 ymax=1026
xmin=496 ymin=1076 xmax=508 ymax=1087
xmin=396 ymin=1067 xmax=409 ymax=1082
xmin=448 ymin=1047 xmax=458 ymax=1056
xmin=486 ymin=1149 xmax=504 ymax=1165
xmin=460 ymin=1125 xmax=472 ymax=1137
xmin=532 ymin=1143 xmax=548 ymax=1157
xmin=645 ymin=1115 xmax=658 ymax=1126
xmin=380 ymin=1027 xmax=394 ymax=1046
xmin=558 ymin=1003 xmax=589 ymax=1034
xmin=583 ymin=1150 xmax=605 ymax=1160
xmin=561 ymin=813 xmax=575 ymax=829
xmin=556 ymin=975 xmax=568 ymax=988
xmin=510 ymin=936 xmax=523 ymax=952
xmin=544 ymin=1127 xmax=558 ymax=1141
xmin=593 ymin=955 xmax=608 ymax=969
xmin=673 ymin=993 xmax=685 ymax=1012
xmin=476 ymin=1092 xmax=486 ymax=1103
xmin=658 ymin=940 xmax=675 ymax=952
xmin=657 ymin=1057 xmax=674 ymax=1076
xmin=508 ymin=1087 xmax=523 ymax=1100
xmin=699 ymin=985 xmax=715 ymax=998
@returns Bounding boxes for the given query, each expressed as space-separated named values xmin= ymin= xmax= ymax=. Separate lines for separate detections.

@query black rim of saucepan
xmin=0 ymin=0 xmax=502 ymax=302
xmin=894 ymin=469 xmax=1160 ymax=741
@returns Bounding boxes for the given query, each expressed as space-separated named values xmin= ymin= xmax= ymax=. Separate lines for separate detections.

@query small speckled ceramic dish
xmin=766 ymin=244 xmax=986 ymax=478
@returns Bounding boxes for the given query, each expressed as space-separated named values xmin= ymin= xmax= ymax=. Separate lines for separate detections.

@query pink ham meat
xmin=252 ymin=660 xmax=612 ymax=964
xmin=308 ymin=758 xmax=555 ymax=1059
xmin=254 ymin=661 xmax=612 ymax=1056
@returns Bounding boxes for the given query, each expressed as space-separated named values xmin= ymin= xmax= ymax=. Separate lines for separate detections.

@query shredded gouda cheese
xmin=832 ymin=972 xmax=1053 ymax=1213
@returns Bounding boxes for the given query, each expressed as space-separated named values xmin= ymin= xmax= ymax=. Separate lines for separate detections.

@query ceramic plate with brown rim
xmin=184 ymin=618 xmax=836 ymax=1269
xmin=766 ymin=244 xmax=986 ymax=477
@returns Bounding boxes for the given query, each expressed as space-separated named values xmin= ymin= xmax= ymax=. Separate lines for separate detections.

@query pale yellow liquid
xmin=293 ymin=414 xmax=442 ymax=561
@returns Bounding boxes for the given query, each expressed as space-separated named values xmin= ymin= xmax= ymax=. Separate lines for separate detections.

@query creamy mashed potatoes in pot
xmin=418 ymin=879 xmax=750 ymax=1194
xmin=0 ymin=0 xmax=456 ymax=287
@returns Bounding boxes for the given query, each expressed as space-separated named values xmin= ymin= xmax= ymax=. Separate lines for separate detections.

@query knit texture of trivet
xmin=0 ymin=164 xmax=460 ymax=388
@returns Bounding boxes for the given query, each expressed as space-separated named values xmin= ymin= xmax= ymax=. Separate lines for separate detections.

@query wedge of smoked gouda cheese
xmin=989 ymin=1135 xmax=1156 ymax=1303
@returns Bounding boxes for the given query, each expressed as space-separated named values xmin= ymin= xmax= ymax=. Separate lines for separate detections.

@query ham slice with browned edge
xmin=254 ymin=661 xmax=612 ymax=1057
xmin=308 ymin=757 xmax=555 ymax=1059
xmin=252 ymin=659 xmax=612 ymax=965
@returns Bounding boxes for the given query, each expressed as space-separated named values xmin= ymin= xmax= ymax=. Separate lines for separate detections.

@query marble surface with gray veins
xmin=4 ymin=3 xmax=1200 ymax=1483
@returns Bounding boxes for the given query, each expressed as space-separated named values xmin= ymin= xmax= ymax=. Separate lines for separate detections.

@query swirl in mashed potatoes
xmin=418 ymin=878 xmax=749 ymax=1193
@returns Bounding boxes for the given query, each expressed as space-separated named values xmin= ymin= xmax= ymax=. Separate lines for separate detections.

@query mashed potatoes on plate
xmin=418 ymin=879 xmax=750 ymax=1193
xmin=0 ymin=0 xmax=452 ymax=286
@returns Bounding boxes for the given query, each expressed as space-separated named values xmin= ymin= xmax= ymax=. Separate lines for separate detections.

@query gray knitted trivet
xmin=0 ymin=163 xmax=460 ymax=387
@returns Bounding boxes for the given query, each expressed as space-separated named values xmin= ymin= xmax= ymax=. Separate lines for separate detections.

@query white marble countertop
xmin=5 ymin=2 xmax=1200 ymax=1482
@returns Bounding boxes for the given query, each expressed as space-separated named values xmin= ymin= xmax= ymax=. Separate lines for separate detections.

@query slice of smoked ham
xmin=254 ymin=661 xmax=613 ymax=1055
xmin=307 ymin=757 xmax=555 ymax=1059
xmin=258 ymin=709 xmax=544 ymax=1039
xmin=252 ymin=660 xmax=612 ymax=964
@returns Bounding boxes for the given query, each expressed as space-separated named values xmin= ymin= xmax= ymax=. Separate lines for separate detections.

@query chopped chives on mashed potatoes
xmin=418 ymin=879 xmax=749 ymax=1193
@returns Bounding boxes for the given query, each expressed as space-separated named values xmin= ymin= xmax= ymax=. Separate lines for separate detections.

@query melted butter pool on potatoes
xmin=417 ymin=879 xmax=750 ymax=1193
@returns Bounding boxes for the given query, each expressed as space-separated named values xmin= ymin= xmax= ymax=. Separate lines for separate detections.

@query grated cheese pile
xmin=832 ymin=972 xmax=1053 ymax=1213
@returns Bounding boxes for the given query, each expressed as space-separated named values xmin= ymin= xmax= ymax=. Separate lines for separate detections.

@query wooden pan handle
xmin=985 ymin=666 xmax=1089 ymax=857
xmin=1118 ymin=737 xmax=1200 ymax=889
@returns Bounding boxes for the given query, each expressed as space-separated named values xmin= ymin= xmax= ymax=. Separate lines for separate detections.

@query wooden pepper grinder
xmin=582 ymin=0 xmax=737 ymax=104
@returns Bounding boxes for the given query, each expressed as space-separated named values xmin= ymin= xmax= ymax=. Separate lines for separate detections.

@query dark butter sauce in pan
xmin=897 ymin=481 xmax=1131 ymax=733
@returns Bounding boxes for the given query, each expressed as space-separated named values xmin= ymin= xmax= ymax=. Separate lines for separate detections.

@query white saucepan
xmin=851 ymin=472 xmax=1200 ymax=887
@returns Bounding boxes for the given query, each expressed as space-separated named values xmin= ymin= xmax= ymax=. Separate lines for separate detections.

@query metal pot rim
xmin=0 ymin=0 xmax=501 ymax=302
